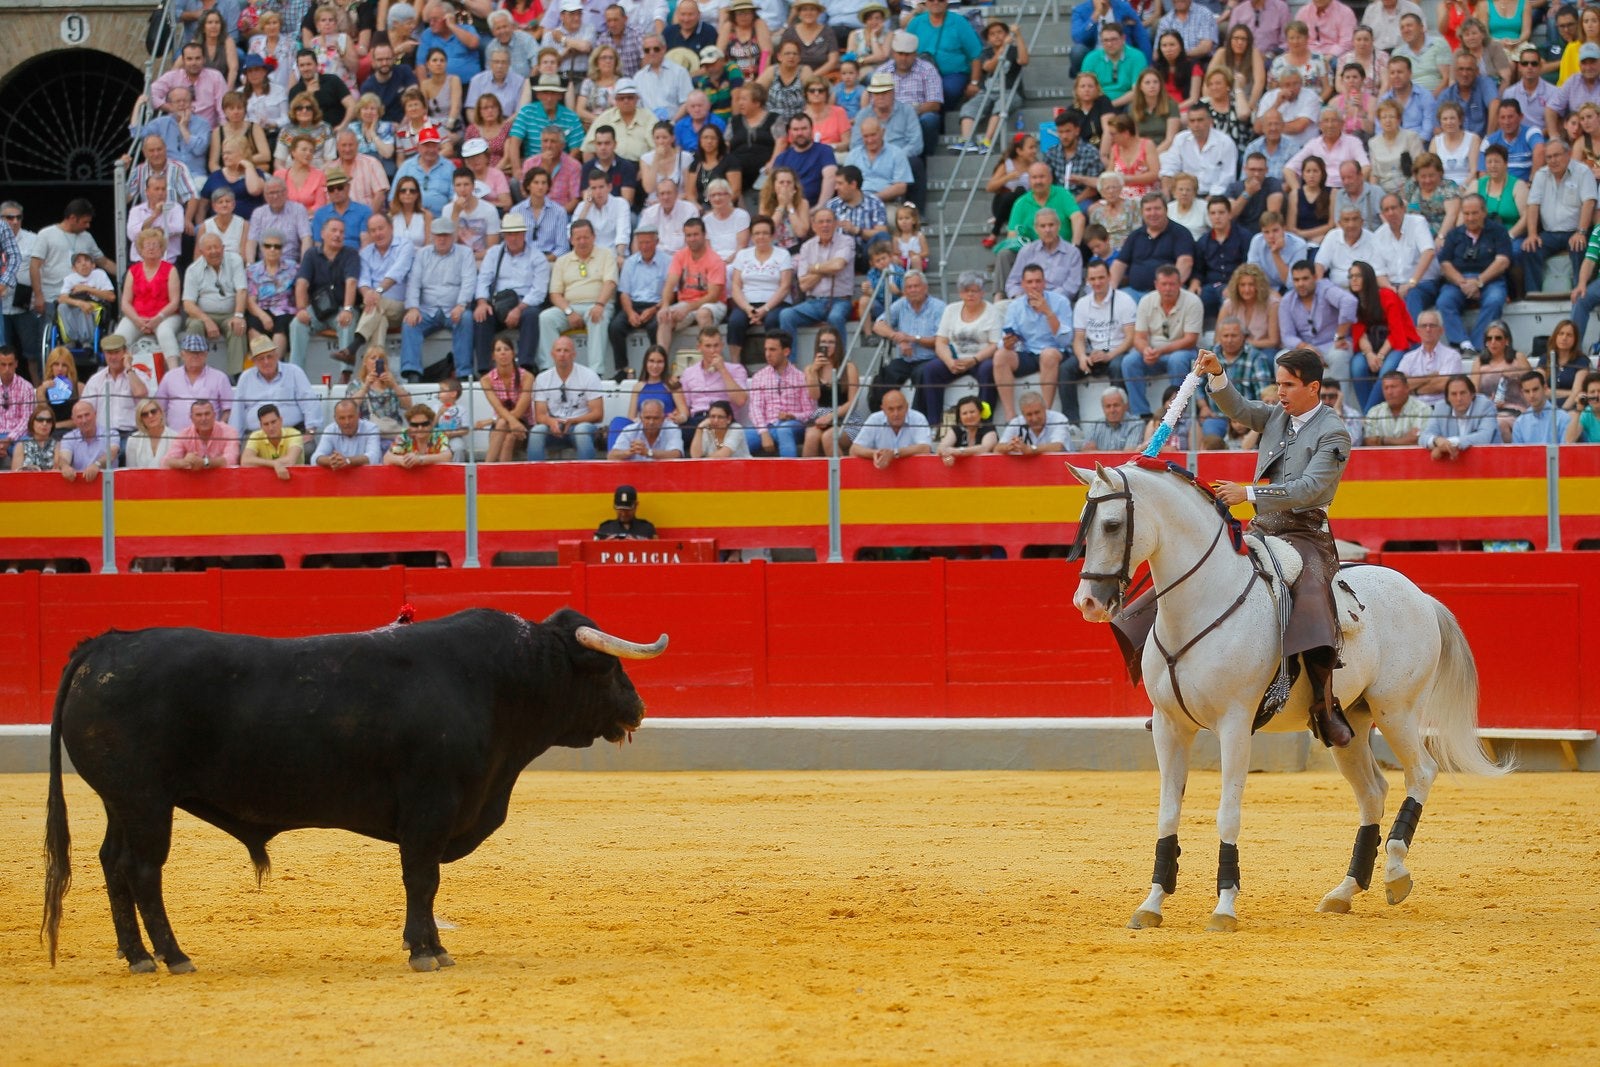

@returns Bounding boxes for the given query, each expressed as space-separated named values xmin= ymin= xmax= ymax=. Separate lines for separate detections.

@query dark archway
xmin=0 ymin=50 xmax=144 ymax=254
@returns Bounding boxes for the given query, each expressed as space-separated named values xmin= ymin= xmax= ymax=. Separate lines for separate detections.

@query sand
xmin=0 ymin=769 xmax=1595 ymax=1065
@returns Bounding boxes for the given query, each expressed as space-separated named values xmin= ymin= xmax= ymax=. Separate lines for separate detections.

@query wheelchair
xmin=42 ymin=296 xmax=110 ymax=379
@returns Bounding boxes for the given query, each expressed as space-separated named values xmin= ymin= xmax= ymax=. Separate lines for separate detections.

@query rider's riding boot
xmin=1304 ymin=649 xmax=1353 ymax=749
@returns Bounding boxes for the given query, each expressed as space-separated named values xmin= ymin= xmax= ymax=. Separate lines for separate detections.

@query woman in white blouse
xmin=126 ymin=399 xmax=177 ymax=468
xmin=640 ymin=121 xmax=694 ymax=206
xmin=726 ymin=215 xmax=794 ymax=350
xmin=927 ymin=270 xmax=1002 ymax=425
xmin=701 ymin=179 xmax=751 ymax=263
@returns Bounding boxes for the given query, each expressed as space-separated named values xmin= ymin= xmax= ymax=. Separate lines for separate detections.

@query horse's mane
xmin=1119 ymin=457 xmax=1249 ymax=556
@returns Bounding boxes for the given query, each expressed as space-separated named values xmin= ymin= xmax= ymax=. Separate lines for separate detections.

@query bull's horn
xmin=576 ymin=626 xmax=669 ymax=660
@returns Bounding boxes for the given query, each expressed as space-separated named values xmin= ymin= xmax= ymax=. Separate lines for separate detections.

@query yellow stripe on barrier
xmin=1332 ymin=478 xmax=1551 ymax=519
xmin=480 ymin=490 xmax=831 ymax=531
xmin=1558 ymin=476 xmax=1600 ymax=514
xmin=115 ymin=495 xmax=467 ymax=536
xmin=0 ymin=500 xmax=102 ymax=538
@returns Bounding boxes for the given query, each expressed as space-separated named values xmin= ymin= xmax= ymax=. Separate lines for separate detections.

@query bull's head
xmin=546 ymin=608 xmax=668 ymax=746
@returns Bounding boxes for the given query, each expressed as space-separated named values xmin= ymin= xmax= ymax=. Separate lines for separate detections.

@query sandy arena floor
xmin=0 ymin=769 xmax=1595 ymax=1065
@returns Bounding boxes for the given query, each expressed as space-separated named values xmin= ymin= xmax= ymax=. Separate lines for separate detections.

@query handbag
xmin=310 ymin=283 xmax=340 ymax=320
xmin=488 ymin=246 xmax=520 ymax=326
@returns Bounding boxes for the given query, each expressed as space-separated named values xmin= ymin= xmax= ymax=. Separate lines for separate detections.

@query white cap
xmin=461 ymin=137 xmax=489 ymax=157
xmin=892 ymin=30 xmax=919 ymax=53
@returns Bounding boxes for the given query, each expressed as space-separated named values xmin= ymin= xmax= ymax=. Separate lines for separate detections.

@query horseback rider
xmin=1197 ymin=345 xmax=1354 ymax=748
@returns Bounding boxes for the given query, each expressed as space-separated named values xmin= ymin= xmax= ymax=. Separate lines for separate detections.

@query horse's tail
xmin=1421 ymin=599 xmax=1512 ymax=777
xmin=41 ymin=646 xmax=79 ymax=966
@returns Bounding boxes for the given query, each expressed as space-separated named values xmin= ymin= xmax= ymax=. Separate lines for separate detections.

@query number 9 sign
xmin=60 ymin=13 xmax=91 ymax=46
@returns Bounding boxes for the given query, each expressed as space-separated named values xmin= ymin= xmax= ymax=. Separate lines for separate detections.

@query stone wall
xmin=0 ymin=4 xmax=155 ymax=87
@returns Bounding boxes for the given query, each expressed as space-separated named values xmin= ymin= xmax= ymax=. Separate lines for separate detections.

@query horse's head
xmin=1068 ymin=462 xmax=1153 ymax=623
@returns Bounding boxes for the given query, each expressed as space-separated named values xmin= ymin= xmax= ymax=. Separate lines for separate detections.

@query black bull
xmin=41 ymin=607 xmax=667 ymax=974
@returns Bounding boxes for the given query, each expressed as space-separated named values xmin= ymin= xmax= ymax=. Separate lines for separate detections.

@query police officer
xmin=595 ymin=484 xmax=657 ymax=540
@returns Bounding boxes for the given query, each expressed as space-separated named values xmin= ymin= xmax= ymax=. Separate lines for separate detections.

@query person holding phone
xmin=345 ymin=344 xmax=413 ymax=443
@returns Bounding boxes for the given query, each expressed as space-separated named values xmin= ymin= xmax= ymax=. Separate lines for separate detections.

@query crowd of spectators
xmin=2 ymin=0 xmax=1599 ymax=477
xmin=941 ymin=0 xmax=1600 ymax=450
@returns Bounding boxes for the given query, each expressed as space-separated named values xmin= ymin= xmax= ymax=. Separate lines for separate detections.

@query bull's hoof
xmin=1317 ymin=895 xmax=1352 ymax=914
xmin=434 ymin=952 xmax=456 ymax=968
xmin=1206 ymin=912 xmax=1239 ymax=933
xmin=127 ymin=958 xmax=157 ymax=974
xmin=167 ymin=959 xmax=197 ymax=975
xmin=1386 ymin=873 xmax=1413 ymax=906
xmin=408 ymin=954 xmax=440 ymax=972
xmin=1127 ymin=909 xmax=1163 ymax=929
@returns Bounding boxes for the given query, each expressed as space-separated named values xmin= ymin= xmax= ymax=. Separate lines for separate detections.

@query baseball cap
xmin=560 ymin=0 xmax=583 ymax=10
xmin=699 ymin=45 xmax=724 ymax=65
xmin=430 ymin=216 xmax=457 ymax=234
xmin=417 ymin=125 xmax=442 ymax=144
xmin=461 ymin=137 xmax=489 ymax=157
xmin=1582 ymin=42 xmax=1600 ymax=61
xmin=614 ymin=485 xmax=638 ymax=508
xmin=892 ymin=30 xmax=919 ymax=53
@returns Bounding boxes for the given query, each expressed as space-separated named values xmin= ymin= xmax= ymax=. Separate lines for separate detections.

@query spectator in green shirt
xmin=1081 ymin=23 xmax=1148 ymax=109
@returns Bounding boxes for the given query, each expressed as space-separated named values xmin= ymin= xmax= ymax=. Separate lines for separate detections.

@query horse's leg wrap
xmin=1387 ymin=797 xmax=1423 ymax=848
xmin=1347 ymin=824 xmax=1382 ymax=890
xmin=1216 ymin=841 xmax=1240 ymax=894
xmin=1152 ymin=834 xmax=1180 ymax=894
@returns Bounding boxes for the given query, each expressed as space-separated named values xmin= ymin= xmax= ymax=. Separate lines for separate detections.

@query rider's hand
xmin=1194 ymin=350 xmax=1223 ymax=377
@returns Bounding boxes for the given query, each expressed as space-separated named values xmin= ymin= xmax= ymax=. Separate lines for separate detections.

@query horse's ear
xmin=1067 ymin=464 xmax=1094 ymax=486
xmin=1093 ymin=461 xmax=1109 ymax=481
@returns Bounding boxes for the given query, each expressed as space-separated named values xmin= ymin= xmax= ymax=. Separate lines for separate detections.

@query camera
xmin=375 ymin=356 xmax=386 ymax=374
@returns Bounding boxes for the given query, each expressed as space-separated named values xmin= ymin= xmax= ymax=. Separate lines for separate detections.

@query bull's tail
xmin=41 ymin=650 xmax=80 ymax=966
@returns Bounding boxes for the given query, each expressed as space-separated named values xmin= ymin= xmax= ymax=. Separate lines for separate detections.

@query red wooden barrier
xmin=3 ymin=556 xmax=1591 ymax=730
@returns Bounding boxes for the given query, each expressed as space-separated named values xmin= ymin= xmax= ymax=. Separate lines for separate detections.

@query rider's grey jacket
xmin=1208 ymin=378 xmax=1351 ymax=513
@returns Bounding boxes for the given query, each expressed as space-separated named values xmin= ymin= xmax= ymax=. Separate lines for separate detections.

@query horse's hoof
xmin=1127 ymin=909 xmax=1163 ymax=929
xmin=167 ymin=959 xmax=197 ymax=975
xmin=127 ymin=958 xmax=157 ymax=974
xmin=1206 ymin=912 xmax=1239 ymax=933
xmin=1386 ymin=874 xmax=1413 ymax=906
xmin=1317 ymin=895 xmax=1352 ymax=914
xmin=434 ymin=952 xmax=455 ymax=968
xmin=408 ymin=954 xmax=440 ymax=972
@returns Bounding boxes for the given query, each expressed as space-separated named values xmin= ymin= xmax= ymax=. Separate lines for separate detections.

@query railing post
xmin=1546 ymin=439 xmax=1562 ymax=552
xmin=100 ymin=457 xmax=118 ymax=575
xmin=463 ymin=379 xmax=481 ymax=567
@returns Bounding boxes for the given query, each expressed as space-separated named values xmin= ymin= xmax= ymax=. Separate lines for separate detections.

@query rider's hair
xmin=1275 ymin=347 xmax=1325 ymax=388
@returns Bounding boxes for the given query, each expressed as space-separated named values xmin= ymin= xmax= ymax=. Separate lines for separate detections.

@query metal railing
xmin=114 ymin=0 xmax=185 ymax=283
xmin=934 ymin=0 xmax=1063 ymax=301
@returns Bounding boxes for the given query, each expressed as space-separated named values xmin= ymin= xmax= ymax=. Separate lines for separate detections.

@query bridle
xmin=1070 ymin=463 xmax=1265 ymax=724
xmin=1068 ymin=466 xmax=1137 ymax=607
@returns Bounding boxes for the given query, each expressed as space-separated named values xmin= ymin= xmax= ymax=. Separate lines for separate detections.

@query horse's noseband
xmin=1069 ymin=467 xmax=1137 ymax=609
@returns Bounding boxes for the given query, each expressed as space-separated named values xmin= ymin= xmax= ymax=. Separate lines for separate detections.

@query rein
xmin=1073 ymin=464 xmax=1267 ymax=726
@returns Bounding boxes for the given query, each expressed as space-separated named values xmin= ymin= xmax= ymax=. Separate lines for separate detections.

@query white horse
xmin=1068 ymin=460 xmax=1508 ymax=932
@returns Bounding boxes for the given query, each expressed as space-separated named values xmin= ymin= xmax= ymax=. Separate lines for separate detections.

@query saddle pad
xmin=1246 ymin=534 xmax=1303 ymax=591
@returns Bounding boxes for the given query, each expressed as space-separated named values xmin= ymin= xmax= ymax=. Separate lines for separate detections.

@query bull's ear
xmin=1066 ymin=464 xmax=1094 ymax=486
